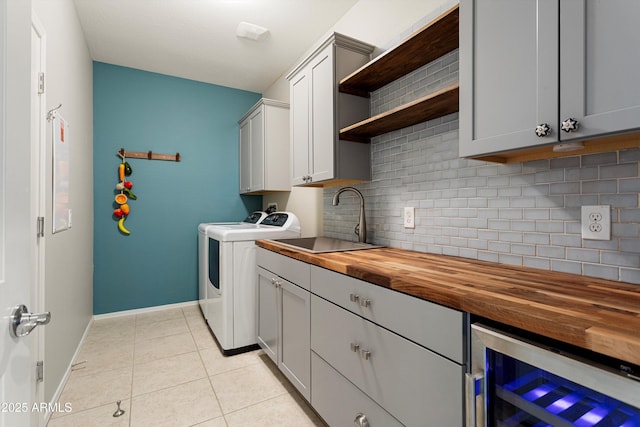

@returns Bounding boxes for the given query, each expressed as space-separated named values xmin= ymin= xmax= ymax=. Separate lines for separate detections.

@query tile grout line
xmin=125 ymin=313 xmax=137 ymax=426
xmin=190 ymin=306 xmax=229 ymax=426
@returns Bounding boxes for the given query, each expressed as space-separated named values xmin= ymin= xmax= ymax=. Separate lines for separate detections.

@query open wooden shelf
xmin=339 ymin=4 xmax=459 ymax=96
xmin=340 ymin=83 xmax=459 ymax=143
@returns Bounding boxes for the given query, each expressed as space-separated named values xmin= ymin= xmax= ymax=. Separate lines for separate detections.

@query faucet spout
xmin=332 ymin=186 xmax=367 ymax=243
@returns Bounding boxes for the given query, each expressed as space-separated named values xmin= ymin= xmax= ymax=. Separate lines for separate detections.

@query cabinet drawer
xmin=257 ymin=248 xmax=310 ymax=290
xmin=311 ymin=352 xmax=403 ymax=427
xmin=311 ymin=295 xmax=464 ymax=427
xmin=311 ymin=265 xmax=465 ymax=363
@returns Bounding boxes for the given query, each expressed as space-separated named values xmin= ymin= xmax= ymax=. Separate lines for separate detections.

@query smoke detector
xmin=236 ymin=22 xmax=270 ymax=41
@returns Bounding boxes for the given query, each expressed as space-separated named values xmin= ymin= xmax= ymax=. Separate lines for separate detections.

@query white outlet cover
xmin=404 ymin=207 xmax=415 ymax=229
xmin=581 ymin=205 xmax=611 ymax=240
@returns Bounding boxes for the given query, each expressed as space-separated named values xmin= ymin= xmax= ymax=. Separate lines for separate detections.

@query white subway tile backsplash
xmin=323 ymin=44 xmax=640 ymax=284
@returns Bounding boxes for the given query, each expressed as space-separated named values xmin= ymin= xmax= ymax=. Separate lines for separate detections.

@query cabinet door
xmin=309 ymin=44 xmax=335 ymax=183
xmin=312 ymin=295 xmax=464 ymax=427
xmin=311 ymin=352 xmax=403 ymax=427
xmin=290 ymin=71 xmax=310 ymax=186
xmin=460 ymin=0 xmax=559 ymax=158
xmin=560 ymin=0 xmax=640 ymax=141
xmin=239 ymin=118 xmax=251 ymax=193
xmin=279 ymin=279 xmax=311 ymax=401
xmin=249 ymin=108 xmax=264 ymax=191
xmin=256 ymin=267 xmax=278 ymax=363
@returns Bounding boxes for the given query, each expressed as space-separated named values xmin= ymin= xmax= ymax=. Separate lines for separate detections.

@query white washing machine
xmin=198 ymin=212 xmax=300 ymax=355
xmin=198 ymin=211 xmax=267 ymax=312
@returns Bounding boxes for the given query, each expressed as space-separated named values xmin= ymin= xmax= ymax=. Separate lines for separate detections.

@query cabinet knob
xmin=349 ymin=293 xmax=360 ymax=303
xmin=360 ymin=349 xmax=372 ymax=361
xmin=535 ymin=123 xmax=552 ymax=137
xmin=359 ymin=298 xmax=371 ymax=308
xmin=561 ymin=117 xmax=579 ymax=133
xmin=350 ymin=342 xmax=360 ymax=352
xmin=354 ymin=413 xmax=370 ymax=427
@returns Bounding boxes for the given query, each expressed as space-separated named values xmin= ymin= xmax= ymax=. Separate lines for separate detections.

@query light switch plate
xmin=581 ymin=205 xmax=611 ymax=240
xmin=404 ymin=207 xmax=415 ymax=229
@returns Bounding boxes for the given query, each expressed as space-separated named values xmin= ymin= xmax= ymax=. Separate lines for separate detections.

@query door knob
xmin=10 ymin=305 xmax=51 ymax=338
xmin=535 ymin=123 xmax=551 ymax=137
xmin=561 ymin=117 xmax=579 ymax=133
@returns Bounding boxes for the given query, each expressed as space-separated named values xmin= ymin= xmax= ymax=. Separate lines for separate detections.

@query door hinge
xmin=38 ymin=72 xmax=45 ymax=94
xmin=37 ymin=216 xmax=45 ymax=238
xmin=36 ymin=361 xmax=44 ymax=383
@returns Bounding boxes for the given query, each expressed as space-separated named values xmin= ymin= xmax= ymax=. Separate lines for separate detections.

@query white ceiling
xmin=72 ymin=0 xmax=360 ymax=93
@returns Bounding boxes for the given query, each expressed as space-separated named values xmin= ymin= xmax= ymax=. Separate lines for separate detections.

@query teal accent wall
xmin=93 ymin=62 xmax=262 ymax=314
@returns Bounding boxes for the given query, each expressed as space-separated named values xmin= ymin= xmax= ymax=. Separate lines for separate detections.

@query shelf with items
xmin=338 ymin=4 xmax=459 ymax=140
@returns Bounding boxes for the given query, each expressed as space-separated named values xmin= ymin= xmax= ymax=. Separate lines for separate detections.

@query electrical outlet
xmin=404 ymin=207 xmax=415 ymax=229
xmin=581 ymin=205 xmax=611 ymax=240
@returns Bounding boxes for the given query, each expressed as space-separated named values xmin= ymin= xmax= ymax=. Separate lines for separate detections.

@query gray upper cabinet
xmin=460 ymin=0 xmax=640 ymax=160
xmin=239 ymin=99 xmax=290 ymax=194
xmin=560 ymin=0 xmax=640 ymax=142
xmin=287 ymin=33 xmax=373 ymax=187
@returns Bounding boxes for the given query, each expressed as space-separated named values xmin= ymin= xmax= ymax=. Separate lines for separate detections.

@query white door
xmin=1 ymin=1 xmax=42 ymax=425
xmin=31 ymin=12 xmax=47 ymax=427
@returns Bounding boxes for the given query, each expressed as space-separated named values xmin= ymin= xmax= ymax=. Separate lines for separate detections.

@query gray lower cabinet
xmin=310 ymin=267 xmax=466 ymax=427
xmin=460 ymin=0 xmax=640 ymax=158
xmin=256 ymin=250 xmax=311 ymax=401
xmin=311 ymin=352 xmax=403 ymax=427
xmin=256 ymin=249 xmax=467 ymax=425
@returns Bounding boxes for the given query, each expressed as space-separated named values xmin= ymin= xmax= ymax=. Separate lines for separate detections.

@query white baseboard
xmin=93 ymin=300 xmax=199 ymax=320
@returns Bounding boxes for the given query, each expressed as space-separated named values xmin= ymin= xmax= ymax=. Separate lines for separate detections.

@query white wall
xmin=32 ymin=0 xmax=94 ymax=403
xmin=262 ymin=0 xmax=452 ymax=236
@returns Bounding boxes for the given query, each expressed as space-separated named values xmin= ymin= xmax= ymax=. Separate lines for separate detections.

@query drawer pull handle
xmin=350 ymin=342 xmax=360 ymax=353
xmin=360 ymin=349 xmax=372 ymax=361
xmin=354 ymin=413 xmax=370 ymax=427
xmin=359 ymin=298 xmax=371 ymax=308
xmin=349 ymin=293 xmax=360 ymax=303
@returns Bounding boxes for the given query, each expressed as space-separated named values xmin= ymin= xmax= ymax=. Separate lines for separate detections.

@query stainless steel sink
xmin=270 ymin=237 xmax=383 ymax=254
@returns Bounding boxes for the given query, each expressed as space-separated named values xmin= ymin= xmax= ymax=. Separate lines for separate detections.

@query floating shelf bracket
xmin=117 ymin=148 xmax=181 ymax=162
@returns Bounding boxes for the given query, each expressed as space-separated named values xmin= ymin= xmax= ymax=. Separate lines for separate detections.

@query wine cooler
xmin=468 ymin=324 xmax=640 ymax=427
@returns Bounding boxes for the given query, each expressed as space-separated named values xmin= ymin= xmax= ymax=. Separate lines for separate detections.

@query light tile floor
xmin=47 ymin=305 xmax=326 ymax=427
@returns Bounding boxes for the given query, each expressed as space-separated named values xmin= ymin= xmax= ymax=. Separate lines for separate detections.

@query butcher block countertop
xmin=256 ymin=240 xmax=640 ymax=366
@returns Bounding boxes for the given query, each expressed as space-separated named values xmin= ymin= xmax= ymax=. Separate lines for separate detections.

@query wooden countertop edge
xmin=256 ymin=240 xmax=640 ymax=365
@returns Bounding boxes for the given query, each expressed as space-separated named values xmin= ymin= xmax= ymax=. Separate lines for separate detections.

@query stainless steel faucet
xmin=332 ymin=186 xmax=367 ymax=243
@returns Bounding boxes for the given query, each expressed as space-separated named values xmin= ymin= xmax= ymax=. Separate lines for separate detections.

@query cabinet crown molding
xmin=286 ymin=32 xmax=374 ymax=81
